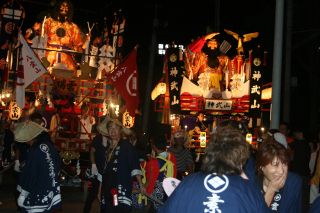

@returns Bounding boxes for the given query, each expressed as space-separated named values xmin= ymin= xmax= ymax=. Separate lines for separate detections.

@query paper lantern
xmin=261 ymin=87 xmax=272 ymax=100
xmin=199 ymin=132 xmax=207 ymax=148
xmin=246 ymin=133 xmax=253 ymax=144
xmin=122 ymin=111 xmax=134 ymax=128
xmin=151 ymin=82 xmax=166 ymax=100
xmin=9 ymin=101 xmax=22 ymax=120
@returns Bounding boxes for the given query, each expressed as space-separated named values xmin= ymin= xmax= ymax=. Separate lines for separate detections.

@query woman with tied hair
xmin=159 ymin=125 xmax=269 ymax=213
xmin=255 ymin=142 xmax=303 ymax=212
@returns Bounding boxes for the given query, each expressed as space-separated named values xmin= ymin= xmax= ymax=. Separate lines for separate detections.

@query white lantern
xmin=122 ymin=111 xmax=134 ymax=128
xmin=246 ymin=133 xmax=253 ymax=144
xmin=261 ymin=87 xmax=272 ymax=100
xmin=151 ymin=82 xmax=166 ymax=100
xmin=9 ymin=101 xmax=22 ymax=120
xmin=199 ymin=132 xmax=207 ymax=148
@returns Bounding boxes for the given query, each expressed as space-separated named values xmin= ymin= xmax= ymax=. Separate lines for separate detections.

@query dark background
xmin=14 ymin=0 xmax=320 ymax=139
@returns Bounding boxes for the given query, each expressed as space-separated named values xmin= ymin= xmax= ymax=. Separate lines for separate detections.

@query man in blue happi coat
xmin=14 ymin=121 xmax=62 ymax=212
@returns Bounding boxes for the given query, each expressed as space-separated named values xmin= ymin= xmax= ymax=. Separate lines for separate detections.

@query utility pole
xmin=142 ymin=4 xmax=158 ymax=134
xmin=271 ymin=0 xmax=285 ymax=129
xmin=283 ymin=0 xmax=293 ymax=123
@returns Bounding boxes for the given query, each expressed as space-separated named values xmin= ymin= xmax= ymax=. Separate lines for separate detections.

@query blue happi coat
xmin=17 ymin=132 xmax=61 ymax=213
xmin=101 ymin=139 xmax=141 ymax=211
xmin=310 ymin=196 xmax=320 ymax=213
xmin=255 ymin=172 xmax=302 ymax=213
xmin=159 ymin=172 xmax=271 ymax=213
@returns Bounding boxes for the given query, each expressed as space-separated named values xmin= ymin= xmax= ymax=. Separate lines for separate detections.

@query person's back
xmin=168 ymin=147 xmax=193 ymax=177
xmin=159 ymin=123 xmax=269 ymax=213
xmin=168 ymin=130 xmax=194 ymax=179
xmin=144 ymin=135 xmax=176 ymax=212
xmin=288 ymin=134 xmax=310 ymax=212
xmin=2 ymin=122 xmax=14 ymax=163
xmin=15 ymin=121 xmax=61 ymax=212
xmin=290 ymin=130 xmax=311 ymax=177
xmin=155 ymin=155 xmax=173 ymax=182
xmin=159 ymin=172 xmax=268 ymax=213
xmin=83 ymin=131 xmax=109 ymax=213
xmin=310 ymin=196 xmax=320 ymax=213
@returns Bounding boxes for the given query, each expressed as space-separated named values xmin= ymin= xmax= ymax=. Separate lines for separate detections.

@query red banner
xmin=107 ymin=48 xmax=139 ymax=115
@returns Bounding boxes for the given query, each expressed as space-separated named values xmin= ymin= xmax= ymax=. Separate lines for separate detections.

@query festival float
xmin=152 ymin=29 xmax=270 ymax=154
xmin=0 ymin=1 xmax=139 ymax=185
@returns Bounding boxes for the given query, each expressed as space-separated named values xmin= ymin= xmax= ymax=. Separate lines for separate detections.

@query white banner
xmin=205 ymin=99 xmax=233 ymax=111
xmin=16 ymin=73 xmax=25 ymax=109
xmin=16 ymin=34 xmax=47 ymax=108
xmin=19 ymin=34 xmax=47 ymax=88
xmin=180 ymin=76 xmax=202 ymax=96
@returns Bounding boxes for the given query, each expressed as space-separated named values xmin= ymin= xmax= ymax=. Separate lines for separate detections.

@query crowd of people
xmin=1 ymin=0 xmax=320 ymax=212
xmin=1 ymin=105 xmax=320 ymax=213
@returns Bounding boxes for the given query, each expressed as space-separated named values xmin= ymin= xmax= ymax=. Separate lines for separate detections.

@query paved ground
xmin=0 ymin=168 xmax=100 ymax=213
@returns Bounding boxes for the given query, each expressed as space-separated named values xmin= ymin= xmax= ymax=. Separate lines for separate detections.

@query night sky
xmin=21 ymin=0 xmax=275 ymax=50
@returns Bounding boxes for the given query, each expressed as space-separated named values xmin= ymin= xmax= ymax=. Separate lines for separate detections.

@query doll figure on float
xmin=197 ymin=55 xmax=223 ymax=99
xmin=25 ymin=19 xmax=48 ymax=61
xmin=42 ymin=0 xmax=86 ymax=73
xmin=223 ymin=29 xmax=259 ymax=99
xmin=184 ymin=32 xmax=235 ymax=99
xmin=224 ymin=29 xmax=259 ymax=56
xmin=184 ymin=32 xmax=220 ymax=82
xmin=97 ymin=22 xmax=115 ymax=80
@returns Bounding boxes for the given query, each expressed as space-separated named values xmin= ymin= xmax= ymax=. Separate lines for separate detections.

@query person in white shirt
xmin=79 ymin=103 xmax=95 ymax=140
xmin=49 ymin=105 xmax=61 ymax=143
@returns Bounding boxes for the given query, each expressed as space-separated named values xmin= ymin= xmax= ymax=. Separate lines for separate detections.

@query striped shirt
xmin=168 ymin=147 xmax=193 ymax=172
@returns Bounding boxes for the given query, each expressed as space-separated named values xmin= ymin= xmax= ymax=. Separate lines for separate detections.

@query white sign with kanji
xmin=205 ymin=99 xmax=233 ymax=111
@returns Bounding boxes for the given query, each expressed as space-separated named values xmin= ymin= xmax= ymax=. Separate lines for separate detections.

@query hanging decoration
xmin=122 ymin=110 xmax=134 ymax=128
xmin=151 ymin=82 xmax=166 ymax=100
xmin=8 ymin=101 xmax=22 ymax=120
xmin=0 ymin=0 xmax=25 ymax=37
xmin=249 ymin=49 xmax=263 ymax=118
xmin=76 ymin=160 xmax=81 ymax=176
xmin=167 ymin=47 xmax=183 ymax=114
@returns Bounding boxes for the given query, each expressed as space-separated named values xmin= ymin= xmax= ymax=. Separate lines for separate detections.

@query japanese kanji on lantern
xmin=8 ymin=101 xmax=22 ymax=120
xmin=122 ymin=111 xmax=134 ymax=128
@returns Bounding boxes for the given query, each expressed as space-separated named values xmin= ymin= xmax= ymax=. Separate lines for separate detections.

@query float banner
xmin=249 ymin=50 xmax=263 ymax=118
xmin=106 ymin=48 xmax=139 ymax=115
xmin=16 ymin=34 xmax=47 ymax=108
xmin=166 ymin=47 xmax=182 ymax=114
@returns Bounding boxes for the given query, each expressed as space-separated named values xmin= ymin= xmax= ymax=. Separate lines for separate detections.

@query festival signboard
xmin=249 ymin=49 xmax=263 ymax=118
xmin=166 ymin=47 xmax=182 ymax=114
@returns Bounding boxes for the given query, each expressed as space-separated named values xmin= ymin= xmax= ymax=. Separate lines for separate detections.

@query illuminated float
xmin=1 ymin=3 xmax=138 ymax=184
xmin=152 ymin=29 xmax=269 ymax=153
